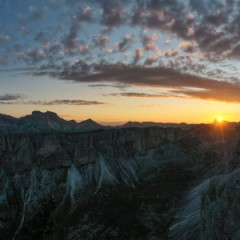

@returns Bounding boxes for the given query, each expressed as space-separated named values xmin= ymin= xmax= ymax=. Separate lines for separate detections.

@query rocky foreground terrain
xmin=0 ymin=112 xmax=240 ymax=240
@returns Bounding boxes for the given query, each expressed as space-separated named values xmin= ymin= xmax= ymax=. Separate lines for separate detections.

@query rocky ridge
xmin=0 ymin=117 xmax=239 ymax=239
xmin=0 ymin=111 xmax=103 ymax=134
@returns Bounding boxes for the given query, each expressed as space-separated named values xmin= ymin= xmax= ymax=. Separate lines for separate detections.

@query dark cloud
xmin=93 ymin=35 xmax=108 ymax=47
xmin=89 ymin=83 xmax=129 ymax=89
xmin=19 ymin=26 xmax=31 ymax=35
xmin=0 ymin=67 xmax=36 ymax=73
xmin=0 ymin=101 xmax=20 ymax=105
xmin=133 ymin=48 xmax=143 ymax=64
xmin=47 ymin=43 xmax=62 ymax=56
xmin=16 ymin=49 xmax=45 ymax=64
xmin=0 ymin=93 xmax=25 ymax=101
xmin=131 ymin=0 xmax=240 ymax=59
xmin=64 ymin=0 xmax=80 ymax=5
xmin=89 ymin=84 xmax=113 ymax=88
xmin=165 ymin=49 xmax=179 ymax=57
xmin=179 ymin=42 xmax=196 ymax=53
xmin=27 ymin=99 xmax=105 ymax=106
xmin=144 ymin=55 xmax=158 ymax=65
xmin=2 ymin=0 xmax=240 ymax=81
xmin=34 ymin=31 xmax=49 ymax=43
xmin=205 ymin=12 xmax=227 ymax=26
xmin=142 ymin=33 xmax=158 ymax=51
xmin=62 ymin=18 xmax=80 ymax=54
xmin=108 ymin=92 xmax=172 ymax=98
xmin=0 ymin=57 xmax=7 ymax=65
xmin=100 ymin=1 xmax=125 ymax=27
xmin=0 ymin=98 xmax=105 ymax=106
xmin=131 ymin=8 xmax=145 ymax=25
xmin=49 ymin=0 xmax=61 ymax=9
xmin=13 ymin=42 xmax=22 ymax=51
xmin=47 ymin=63 xmax=240 ymax=103
xmin=75 ymin=6 xmax=94 ymax=22
xmin=0 ymin=35 xmax=11 ymax=44
xmin=28 ymin=6 xmax=47 ymax=21
xmin=229 ymin=44 xmax=240 ymax=59
xmin=60 ymin=5 xmax=94 ymax=55
xmin=118 ymin=34 xmax=135 ymax=52
xmin=189 ymin=0 xmax=224 ymax=14
xmin=76 ymin=44 xmax=90 ymax=54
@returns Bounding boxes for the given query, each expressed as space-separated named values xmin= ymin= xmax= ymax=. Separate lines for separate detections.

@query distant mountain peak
xmin=121 ymin=121 xmax=190 ymax=129
xmin=0 ymin=113 xmax=16 ymax=120
xmin=80 ymin=118 xmax=95 ymax=123
xmin=0 ymin=111 xmax=104 ymax=133
xmin=31 ymin=110 xmax=59 ymax=118
xmin=78 ymin=118 xmax=102 ymax=129
xmin=32 ymin=110 xmax=43 ymax=115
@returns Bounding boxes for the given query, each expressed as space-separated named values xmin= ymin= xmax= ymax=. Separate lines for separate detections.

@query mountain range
xmin=0 ymin=111 xmax=103 ymax=133
xmin=0 ymin=112 xmax=240 ymax=239
xmin=0 ymin=111 xmax=201 ymax=134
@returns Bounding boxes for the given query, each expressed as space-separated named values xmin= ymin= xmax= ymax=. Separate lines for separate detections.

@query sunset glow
xmin=0 ymin=0 xmax=240 ymax=124
xmin=217 ymin=116 xmax=223 ymax=123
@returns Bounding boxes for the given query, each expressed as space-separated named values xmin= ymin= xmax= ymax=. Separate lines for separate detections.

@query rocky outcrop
xmin=169 ymin=179 xmax=210 ymax=240
xmin=0 ymin=123 xmax=239 ymax=239
xmin=0 ymin=111 xmax=103 ymax=133
xmin=0 ymin=127 xmax=186 ymax=171
xmin=167 ymin=123 xmax=240 ymax=240
xmin=200 ymin=169 xmax=240 ymax=240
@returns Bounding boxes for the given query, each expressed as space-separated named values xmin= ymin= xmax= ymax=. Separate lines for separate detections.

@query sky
xmin=1 ymin=0 xmax=240 ymax=124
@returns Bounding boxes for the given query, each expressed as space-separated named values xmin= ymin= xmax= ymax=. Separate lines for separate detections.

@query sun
xmin=217 ymin=116 xmax=223 ymax=122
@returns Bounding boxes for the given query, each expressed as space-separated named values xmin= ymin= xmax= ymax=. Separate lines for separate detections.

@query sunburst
xmin=217 ymin=116 xmax=223 ymax=123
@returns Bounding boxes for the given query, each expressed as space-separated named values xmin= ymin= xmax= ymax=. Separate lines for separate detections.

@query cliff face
xmin=0 ymin=127 xmax=184 ymax=170
xmin=200 ymin=169 xmax=240 ymax=240
xmin=0 ymin=124 xmax=239 ymax=240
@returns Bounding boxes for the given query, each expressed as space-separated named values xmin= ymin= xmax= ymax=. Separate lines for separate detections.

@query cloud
xmin=34 ymin=31 xmax=49 ymax=43
xmin=144 ymin=55 xmax=158 ymax=65
xmin=142 ymin=33 xmax=158 ymax=51
xmin=131 ymin=0 xmax=240 ymax=59
xmin=179 ymin=41 xmax=196 ymax=53
xmin=62 ymin=19 xmax=80 ymax=54
xmin=16 ymin=49 xmax=45 ymax=64
xmin=28 ymin=6 xmax=47 ymax=21
xmin=28 ymin=99 xmax=105 ymax=105
xmin=75 ymin=6 xmax=94 ymax=22
xmin=3 ymin=0 xmax=240 ymax=83
xmin=0 ymin=35 xmax=11 ymax=44
xmin=133 ymin=48 xmax=143 ymax=64
xmin=45 ymin=43 xmax=62 ymax=56
xmin=100 ymin=1 xmax=125 ymax=27
xmin=0 ymin=98 xmax=105 ymax=106
xmin=107 ymin=92 xmax=174 ymax=98
xmin=19 ymin=26 xmax=31 ymax=35
xmin=165 ymin=39 xmax=172 ymax=45
xmin=46 ymin=63 xmax=240 ymax=103
xmin=165 ymin=49 xmax=179 ymax=57
xmin=0 ymin=93 xmax=25 ymax=101
xmin=0 ymin=101 xmax=20 ymax=105
xmin=0 ymin=57 xmax=7 ymax=65
xmin=93 ymin=35 xmax=108 ymax=47
xmin=76 ymin=44 xmax=89 ymax=54
xmin=118 ymin=34 xmax=135 ymax=52
xmin=60 ymin=5 xmax=96 ymax=55
xmin=89 ymin=83 xmax=129 ymax=89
